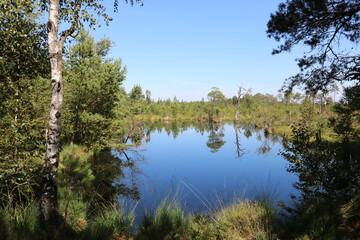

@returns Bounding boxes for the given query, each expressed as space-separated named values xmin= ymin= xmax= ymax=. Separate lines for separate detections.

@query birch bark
xmin=41 ymin=0 xmax=64 ymax=231
xmin=40 ymin=0 xmax=140 ymax=234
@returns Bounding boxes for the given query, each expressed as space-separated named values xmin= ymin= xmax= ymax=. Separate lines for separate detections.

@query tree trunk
xmin=235 ymin=86 xmax=244 ymax=121
xmin=234 ymin=124 xmax=242 ymax=158
xmin=40 ymin=0 xmax=65 ymax=235
xmin=235 ymin=106 xmax=240 ymax=121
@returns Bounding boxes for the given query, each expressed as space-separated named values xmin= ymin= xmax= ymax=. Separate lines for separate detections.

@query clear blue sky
xmin=90 ymin=0 xmax=306 ymax=101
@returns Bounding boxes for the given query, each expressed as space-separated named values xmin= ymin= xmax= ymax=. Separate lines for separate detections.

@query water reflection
xmin=280 ymin=124 xmax=360 ymax=237
xmin=256 ymin=133 xmax=272 ymax=155
xmin=253 ymin=129 xmax=281 ymax=155
xmin=206 ymin=124 xmax=226 ymax=153
xmin=87 ymin=122 xmax=287 ymax=206
xmin=142 ymin=121 xmax=284 ymax=156
xmin=234 ymin=123 xmax=245 ymax=158
xmin=88 ymin=149 xmax=141 ymax=215
xmin=56 ymin=145 xmax=143 ymax=221
xmin=281 ymin=127 xmax=360 ymax=202
xmin=65 ymin=121 xmax=292 ymax=214
xmin=132 ymin=121 xmax=297 ymax=212
xmin=35 ymin=120 xmax=360 ymax=235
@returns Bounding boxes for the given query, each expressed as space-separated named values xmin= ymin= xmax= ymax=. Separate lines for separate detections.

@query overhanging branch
xmin=59 ymin=0 xmax=82 ymax=48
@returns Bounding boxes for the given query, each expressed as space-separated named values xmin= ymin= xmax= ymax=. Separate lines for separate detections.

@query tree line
xmin=0 ymin=0 xmax=359 ymax=239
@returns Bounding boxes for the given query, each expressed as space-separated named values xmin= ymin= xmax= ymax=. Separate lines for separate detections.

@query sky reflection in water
xmin=124 ymin=122 xmax=298 ymax=213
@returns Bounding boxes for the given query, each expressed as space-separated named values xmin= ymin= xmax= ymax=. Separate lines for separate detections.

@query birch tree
xmin=39 ymin=0 xmax=142 ymax=235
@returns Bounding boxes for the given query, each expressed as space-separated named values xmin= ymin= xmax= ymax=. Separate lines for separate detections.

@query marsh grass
xmin=254 ymin=182 xmax=280 ymax=239
xmin=217 ymin=200 xmax=275 ymax=240
xmin=4 ymin=184 xmax=343 ymax=240
xmin=80 ymin=203 xmax=135 ymax=240
xmin=136 ymin=197 xmax=188 ymax=240
xmin=134 ymin=184 xmax=279 ymax=240
xmin=179 ymin=179 xmax=279 ymax=240
xmin=278 ymin=197 xmax=360 ymax=240
xmin=0 ymin=202 xmax=44 ymax=240
xmin=187 ymin=199 xmax=278 ymax=240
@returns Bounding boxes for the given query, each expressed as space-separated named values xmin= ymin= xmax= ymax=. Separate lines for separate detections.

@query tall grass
xmin=6 ymin=187 xmax=349 ymax=240
xmin=134 ymin=190 xmax=279 ymax=240
xmin=253 ymin=182 xmax=280 ymax=239
xmin=179 ymin=179 xmax=279 ymax=240
xmin=80 ymin=203 xmax=135 ymax=240
xmin=136 ymin=198 xmax=188 ymax=240
xmin=215 ymin=200 xmax=275 ymax=240
xmin=187 ymin=199 xmax=278 ymax=240
xmin=277 ymin=197 xmax=360 ymax=240
xmin=0 ymin=202 xmax=44 ymax=240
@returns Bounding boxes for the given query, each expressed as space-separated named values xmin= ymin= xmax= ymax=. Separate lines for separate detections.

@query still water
xmin=122 ymin=122 xmax=298 ymax=212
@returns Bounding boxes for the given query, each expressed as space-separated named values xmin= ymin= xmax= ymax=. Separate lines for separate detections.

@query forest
xmin=0 ymin=0 xmax=359 ymax=240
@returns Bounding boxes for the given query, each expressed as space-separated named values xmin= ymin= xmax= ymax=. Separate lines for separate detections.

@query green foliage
xmin=206 ymin=125 xmax=226 ymax=153
xmin=187 ymin=200 xmax=277 ymax=240
xmin=280 ymin=87 xmax=360 ymax=239
xmin=278 ymin=198 xmax=358 ymax=239
xmin=207 ymin=87 xmax=225 ymax=102
xmin=80 ymin=204 xmax=135 ymax=240
xmin=63 ymin=30 xmax=127 ymax=148
xmin=215 ymin=201 xmax=272 ymax=240
xmin=39 ymin=0 xmax=143 ymax=31
xmin=0 ymin=213 xmax=9 ymax=240
xmin=137 ymin=199 xmax=188 ymax=240
xmin=58 ymin=144 xmax=95 ymax=225
xmin=0 ymin=1 xmax=49 ymax=206
xmin=59 ymin=189 xmax=89 ymax=230
xmin=123 ymin=87 xmax=309 ymax=134
xmin=331 ymin=85 xmax=360 ymax=141
xmin=145 ymin=90 xmax=152 ymax=103
xmin=187 ymin=213 xmax=219 ymax=240
xmin=282 ymin=125 xmax=359 ymax=201
xmin=129 ymin=84 xmax=145 ymax=102
xmin=267 ymin=0 xmax=360 ymax=93
xmin=0 ymin=202 xmax=45 ymax=240
xmin=59 ymin=144 xmax=95 ymax=190
xmin=135 ymin=197 xmax=277 ymax=240
xmin=0 ymin=1 xmax=48 ymax=115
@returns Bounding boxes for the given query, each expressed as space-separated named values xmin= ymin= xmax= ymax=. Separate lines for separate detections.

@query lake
xmin=120 ymin=122 xmax=298 ymax=213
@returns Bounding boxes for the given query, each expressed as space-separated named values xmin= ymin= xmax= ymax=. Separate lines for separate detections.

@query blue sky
xmin=90 ymin=0 xmax=306 ymax=101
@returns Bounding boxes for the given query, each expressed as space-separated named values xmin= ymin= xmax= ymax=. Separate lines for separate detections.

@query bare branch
xmin=333 ymin=71 xmax=360 ymax=81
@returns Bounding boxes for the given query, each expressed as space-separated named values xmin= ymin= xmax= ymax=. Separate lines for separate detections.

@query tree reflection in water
xmin=206 ymin=123 xmax=226 ymax=153
xmin=234 ymin=123 xmax=245 ymax=159
xmin=280 ymin=123 xmax=360 ymax=238
xmin=255 ymin=130 xmax=281 ymax=155
xmin=86 ymin=149 xmax=142 ymax=216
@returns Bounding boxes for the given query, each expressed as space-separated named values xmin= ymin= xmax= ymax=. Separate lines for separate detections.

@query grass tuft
xmin=0 ymin=202 xmax=44 ymax=240
xmin=136 ymin=198 xmax=188 ymax=240
xmin=215 ymin=200 xmax=274 ymax=240
xmin=80 ymin=204 xmax=135 ymax=240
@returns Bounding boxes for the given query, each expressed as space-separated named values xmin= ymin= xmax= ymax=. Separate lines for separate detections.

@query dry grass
xmin=215 ymin=200 xmax=270 ymax=240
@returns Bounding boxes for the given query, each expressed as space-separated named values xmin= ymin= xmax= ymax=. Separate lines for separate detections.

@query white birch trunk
xmin=41 ymin=0 xmax=65 ymax=231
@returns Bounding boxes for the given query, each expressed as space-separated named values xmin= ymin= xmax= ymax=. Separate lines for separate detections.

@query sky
xmin=89 ymin=0 xmax=307 ymax=101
